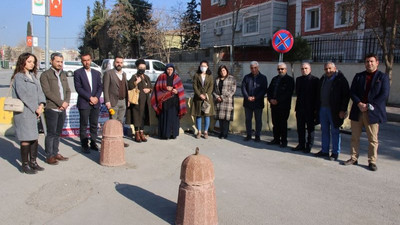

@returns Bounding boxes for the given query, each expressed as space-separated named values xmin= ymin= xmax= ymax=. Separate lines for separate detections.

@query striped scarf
xmin=151 ymin=73 xmax=187 ymax=118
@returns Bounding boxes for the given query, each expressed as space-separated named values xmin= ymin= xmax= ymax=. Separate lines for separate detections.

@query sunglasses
xmin=277 ymin=68 xmax=285 ymax=71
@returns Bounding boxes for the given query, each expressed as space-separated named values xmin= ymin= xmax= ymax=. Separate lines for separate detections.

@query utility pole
xmin=45 ymin=0 xmax=50 ymax=70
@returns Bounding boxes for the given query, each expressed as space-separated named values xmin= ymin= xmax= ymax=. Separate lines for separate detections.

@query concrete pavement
xmin=1 ymin=121 xmax=400 ymax=225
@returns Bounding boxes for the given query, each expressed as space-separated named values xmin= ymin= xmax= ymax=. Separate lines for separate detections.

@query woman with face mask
xmin=126 ymin=59 xmax=153 ymax=143
xmin=191 ymin=60 xmax=215 ymax=139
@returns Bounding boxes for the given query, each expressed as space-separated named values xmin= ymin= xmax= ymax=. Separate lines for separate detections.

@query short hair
xmin=80 ymin=53 xmax=92 ymax=59
xmin=217 ymin=65 xmax=229 ymax=77
xmin=51 ymin=52 xmax=63 ymax=61
xmin=301 ymin=62 xmax=311 ymax=68
xmin=364 ymin=53 xmax=379 ymax=61
xmin=277 ymin=62 xmax=287 ymax=68
xmin=250 ymin=61 xmax=259 ymax=67
xmin=115 ymin=56 xmax=124 ymax=60
xmin=324 ymin=61 xmax=336 ymax=68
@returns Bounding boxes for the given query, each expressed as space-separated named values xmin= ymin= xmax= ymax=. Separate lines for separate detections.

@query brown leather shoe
xmin=46 ymin=157 xmax=59 ymax=165
xmin=139 ymin=131 xmax=147 ymax=142
xmin=135 ymin=131 xmax=142 ymax=143
xmin=55 ymin=154 xmax=69 ymax=161
xmin=124 ymin=142 xmax=129 ymax=147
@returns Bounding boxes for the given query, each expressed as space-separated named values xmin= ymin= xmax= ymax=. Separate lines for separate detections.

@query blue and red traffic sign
xmin=272 ymin=30 xmax=294 ymax=53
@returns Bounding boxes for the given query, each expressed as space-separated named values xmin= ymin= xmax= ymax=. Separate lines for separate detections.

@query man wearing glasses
xmin=292 ymin=62 xmax=319 ymax=153
xmin=241 ymin=61 xmax=268 ymax=142
xmin=267 ymin=62 xmax=294 ymax=148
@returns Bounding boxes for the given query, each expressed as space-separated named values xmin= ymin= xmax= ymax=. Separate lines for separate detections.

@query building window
xmin=305 ymin=6 xmax=320 ymax=32
xmin=334 ymin=1 xmax=353 ymax=28
xmin=243 ymin=14 xmax=259 ymax=35
xmin=215 ymin=18 xmax=232 ymax=28
xmin=211 ymin=0 xmax=218 ymax=6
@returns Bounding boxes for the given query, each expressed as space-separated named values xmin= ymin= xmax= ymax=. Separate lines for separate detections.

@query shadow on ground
xmin=115 ymin=183 xmax=176 ymax=225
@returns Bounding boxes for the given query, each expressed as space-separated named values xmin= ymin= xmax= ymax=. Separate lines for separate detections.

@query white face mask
xmin=200 ymin=66 xmax=208 ymax=73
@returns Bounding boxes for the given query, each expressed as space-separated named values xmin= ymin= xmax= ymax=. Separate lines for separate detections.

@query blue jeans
xmin=196 ymin=116 xmax=210 ymax=132
xmin=320 ymin=107 xmax=341 ymax=154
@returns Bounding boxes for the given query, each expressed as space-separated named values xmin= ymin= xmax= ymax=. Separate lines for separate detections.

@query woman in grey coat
xmin=213 ymin=65 xmax=236 ymax=139
xmin=11 ymin=53 xmax=46 ymax=174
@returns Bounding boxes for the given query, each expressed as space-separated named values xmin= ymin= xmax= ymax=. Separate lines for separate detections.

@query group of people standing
xmin=10 ymin=52 xmax=390 ymax=174
xmin=240 ymin=54 xmax=389 ymax=171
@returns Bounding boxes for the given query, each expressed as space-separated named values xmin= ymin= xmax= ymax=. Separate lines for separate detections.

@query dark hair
xmin=80 ymin=52 xmax=92 ymax=59
xmin=217 ymin=65 xmax=229 ymax=78
xmin=364 ymin=53 xmax=379 ymax=61
xmin=135 ymin=59 xmax=146 ymax=67
xmin=115 ymin=56 xmax=124 ymax=60
xmin=196 ymin=60 xmax=212 ymax=75
xmin=12 ymin=52 xmax=38 ymax=80
xmin=51 ymin=52 xmax=63 ymax=61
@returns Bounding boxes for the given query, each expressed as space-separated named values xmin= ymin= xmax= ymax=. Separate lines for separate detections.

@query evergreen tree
xmin=181 ymin=0 xmax=200 ymax=50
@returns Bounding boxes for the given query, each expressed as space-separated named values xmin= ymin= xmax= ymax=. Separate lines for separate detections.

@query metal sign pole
xmin=279 ymin=53 xmax=283 ymax=62
xmin=45 ymin=0 xmax=50 ymax=70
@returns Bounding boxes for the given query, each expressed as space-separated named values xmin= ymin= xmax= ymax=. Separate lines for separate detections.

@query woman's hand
xmin=200 ymin=94 xmax=206 ymax=100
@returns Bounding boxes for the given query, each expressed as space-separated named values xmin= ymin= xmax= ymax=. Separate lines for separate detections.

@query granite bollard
xmin=176 ymin=147 xmax=218 ymax=225
xmin=100 ymin=119 xmax=125 ymax=166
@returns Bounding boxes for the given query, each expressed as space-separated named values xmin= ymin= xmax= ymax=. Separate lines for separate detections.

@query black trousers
xmin=219 ymin=119 xmax=230 ymax=137
xmin=271 ymin=107 xmax=290 ymax=143
xmin=245 ymin=107 xmax=263 ymax=137
xmin=79 ymin=107 xmax=100 ymax=147
xmin=296 ymin=110 xmax=315 ymax=147
xmin=44 ymin=109 xmax=66 ymax=158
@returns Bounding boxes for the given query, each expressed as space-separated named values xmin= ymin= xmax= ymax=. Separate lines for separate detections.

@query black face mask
xmin=138 ymin=69 xmax=145 ymax=75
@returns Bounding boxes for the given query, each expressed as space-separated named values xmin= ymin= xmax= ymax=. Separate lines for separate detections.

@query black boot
xmin=21 ymin=144 xmax=36 ymax=174
xmin=29 ymin=140 xmax=44 ymax=171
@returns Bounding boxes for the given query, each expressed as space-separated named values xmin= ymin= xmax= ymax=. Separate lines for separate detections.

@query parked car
xmin=63 ymin=61 xmax=101 ymax=77
xmin=101 ymin=59 xmax=166 ymax=82
xmin=38 ymin=62 xmax=47 ymax=71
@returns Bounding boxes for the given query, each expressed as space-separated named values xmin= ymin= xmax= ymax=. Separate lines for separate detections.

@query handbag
xmin=201 ymin=94 xmax=211 ymax=114
xmin=3 ymin=80 xmax=24 ymax=112
xmin=128 ymin=88 xmax=140 ymax=104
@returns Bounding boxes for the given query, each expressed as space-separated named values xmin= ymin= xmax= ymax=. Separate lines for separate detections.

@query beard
xmin=115 ymin=65 xmax=122 ymax=71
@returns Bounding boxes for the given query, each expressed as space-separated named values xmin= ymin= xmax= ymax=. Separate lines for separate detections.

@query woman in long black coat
xmin=126 ymin=59 xmax=152 ymax=143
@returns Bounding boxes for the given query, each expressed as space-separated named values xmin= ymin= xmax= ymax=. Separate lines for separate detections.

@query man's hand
xmin=248 ymin=96 xmax=255 ymax=102
xmin=90 ymin=96 xmax=98 ymax=105
xmin=60 ymin=102 xmax=69 ymax=110
xmin=105 ymin=102 xmax=111 ymax=109
xmin=358 ymin=102 xmax=368 ymax=112
xmin=270 ymin=99 xmax=278 ymax=105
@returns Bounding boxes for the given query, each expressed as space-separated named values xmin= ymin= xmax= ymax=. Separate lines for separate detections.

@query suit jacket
xmin=40 ymin=68 xmax=71 ymax=109
xmin=241 ymin=72 xmax=268 ymax=109
xmin=73 ymin=67 xmax=103 ymax=109
xmin=318 ymin=70 xmax=350 ymax=128
xmin=267 ymin=74 xmax=295 ymax=111
xmin=349 ymin=70 xmax=390 ymax=124
xmin=103 ymin=69 xmax=128 ymax=107
xmin=295 ymin=74 xmax=319 ymax=114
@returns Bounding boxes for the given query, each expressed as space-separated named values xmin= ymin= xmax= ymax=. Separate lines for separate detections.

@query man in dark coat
xmin=344 ymin=53 xmax=390 ymax=171
xmin=40 ymin=52 xmax=71 ymax=164
xmin=241 ymin=61 xmax=268 ymax=142
xmin=73 ymin=53 xmax=103 ymax=154
xmin=267 ymin=62 xmax=295 ymax=148
xmin=314 ymin=62 xmax=350 ymax=161
xmin=293 ymin=62 xmax=319 ymax=153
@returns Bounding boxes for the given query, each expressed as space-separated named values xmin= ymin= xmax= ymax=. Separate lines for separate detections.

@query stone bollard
xmin=176 ymin=147 xmax=218 ymax=225
xmin=100 ymin=119 xmax=125 ymax=166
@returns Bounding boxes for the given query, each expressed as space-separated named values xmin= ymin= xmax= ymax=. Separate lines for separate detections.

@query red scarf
xmin=151 ymin=73 xmax=187 ymax=118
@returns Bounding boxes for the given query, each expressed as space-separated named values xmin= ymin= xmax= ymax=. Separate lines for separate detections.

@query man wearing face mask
xmin=126 ymin=59 xmax=152 ymax=143
xmin=103 ymin=56 xmax=130 ymax=147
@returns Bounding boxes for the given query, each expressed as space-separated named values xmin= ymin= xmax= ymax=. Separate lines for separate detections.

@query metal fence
xmin=306 ymin=35 xmax=400 ymax=63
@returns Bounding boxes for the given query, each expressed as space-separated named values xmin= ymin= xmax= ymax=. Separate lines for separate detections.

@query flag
xmin=50 ymin=0 xmax=62 ymax=17
xmin=27 ymin=36 xmax=33 ymax=47
xmin=32 ymin=0 xmax=45 ymax=15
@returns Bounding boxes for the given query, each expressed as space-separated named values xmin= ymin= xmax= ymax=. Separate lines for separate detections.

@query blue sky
xmin=0 ymin=0 xmax=184 ymax=51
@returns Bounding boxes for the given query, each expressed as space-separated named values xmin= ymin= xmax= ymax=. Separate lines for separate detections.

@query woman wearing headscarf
xmin=11 ymin=52 xmax=46 ymax=174
xmin=151 ymin=64 xmax=187 ymax=139
xmin=126 ymin=59 xmax=152 ymax=143
xmin=213 ymin=65 xmax=236 ymax=139
xmin=191 ymin=60 xmax=214 ymax=139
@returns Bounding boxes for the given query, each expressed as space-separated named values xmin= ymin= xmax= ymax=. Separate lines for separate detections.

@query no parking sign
xmin=272 ymin=30 xmax=294 ymax=53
